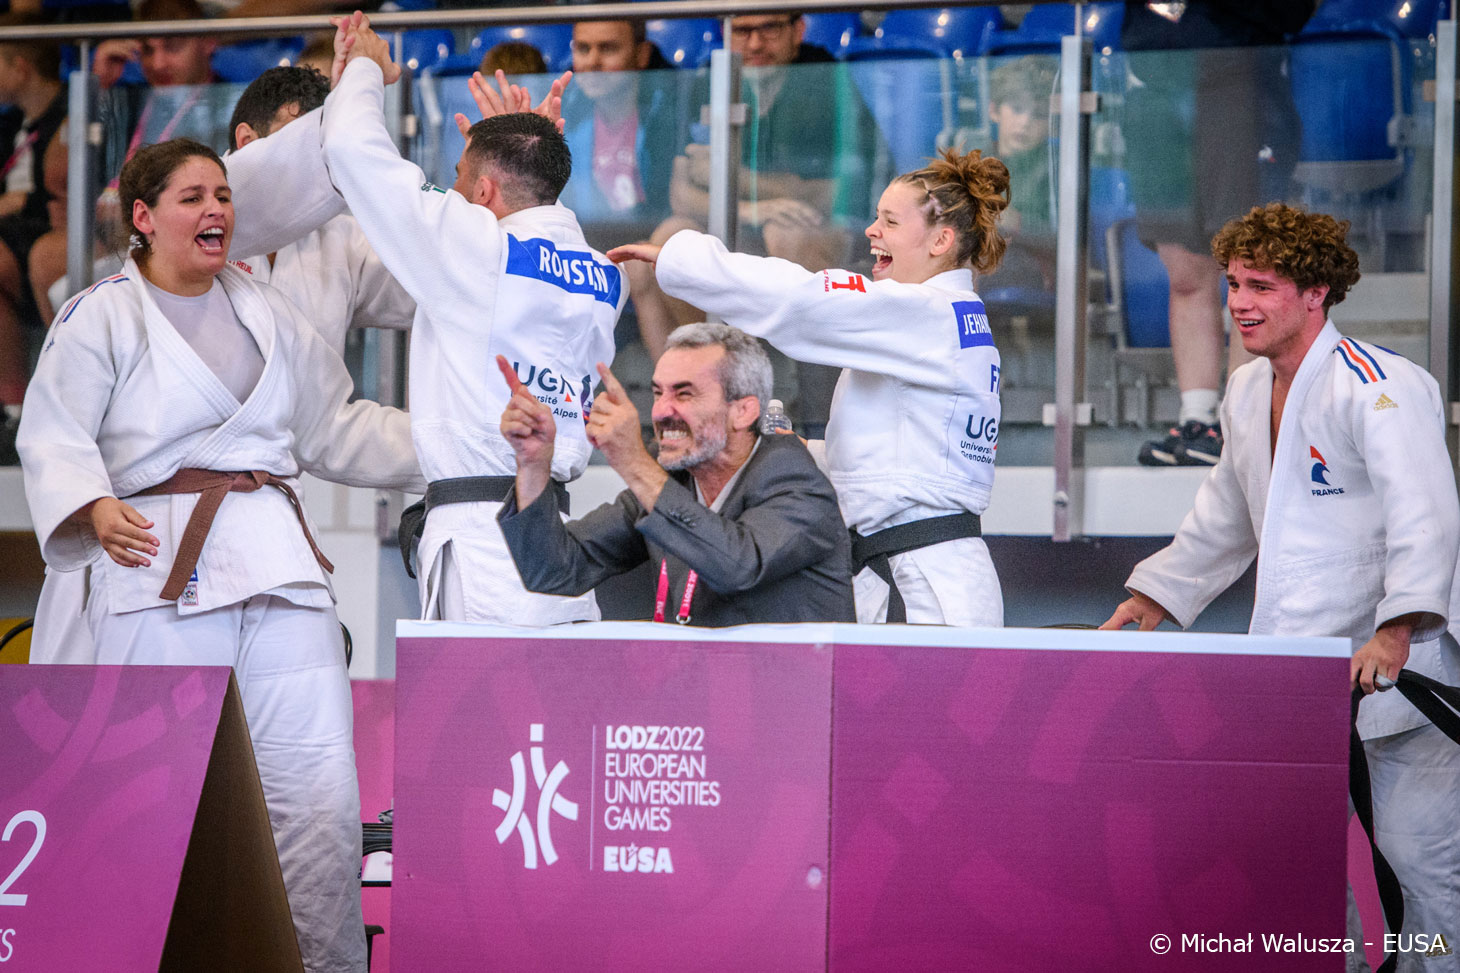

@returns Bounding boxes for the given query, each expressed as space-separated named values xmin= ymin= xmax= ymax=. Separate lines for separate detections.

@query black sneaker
xmin=1174 ymin=420 xmax=1223 ymax=465
xmin=1137 ymin=419 xmax=1221 ymax=467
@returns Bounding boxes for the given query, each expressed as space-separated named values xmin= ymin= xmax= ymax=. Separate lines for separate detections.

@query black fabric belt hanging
xmin=1350 ymin=669 xmax=1460 ymax=973
xmin=848 ymin=512 xmax=981 ymax=623
xmin=398 ymin=475 xmax=570 ymax=578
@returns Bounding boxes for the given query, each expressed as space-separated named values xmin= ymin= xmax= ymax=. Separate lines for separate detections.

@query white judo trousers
xmin=656 ymin=231 xmax=1005 ymax=627
xmin=88 ymin=590 xmax=365 ymax=973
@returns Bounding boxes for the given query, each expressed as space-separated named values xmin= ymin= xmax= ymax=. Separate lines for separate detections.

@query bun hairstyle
xmin=895 ymin=147 xmax=1010 ymax=273
xmin=118 ymin=138 xmax=226 ymax=262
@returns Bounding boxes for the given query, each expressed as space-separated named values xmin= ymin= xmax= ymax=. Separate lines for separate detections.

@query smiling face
xmin=1225 ymin=259 xmax=1329 ymax=372
xmin=650 ymin=345 xmax=741 ymax=472
xmin=131 ymin=155 xmax=232 ymax=295
xmin=865 ymin=181 xmax=956 ymax=283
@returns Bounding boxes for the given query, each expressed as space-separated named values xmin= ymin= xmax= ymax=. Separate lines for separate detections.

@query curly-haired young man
xmin=1103 ymin=202 xmax=1460 ymax=970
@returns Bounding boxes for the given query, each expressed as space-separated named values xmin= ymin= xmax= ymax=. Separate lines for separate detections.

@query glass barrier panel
xmin=1092 ymin=37 xmax=1437 ymax=467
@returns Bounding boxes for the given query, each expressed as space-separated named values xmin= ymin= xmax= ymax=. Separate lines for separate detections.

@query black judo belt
xmin=848 ymin=512 xmax=981 ymax=623
xmin=1350 ymin=667 xmax=1460 ymax=973
xmin=398 ymin=475 xmax=569 ymax=579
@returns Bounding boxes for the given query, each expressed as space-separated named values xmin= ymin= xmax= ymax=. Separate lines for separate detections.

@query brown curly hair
xmin=1210 ymin=203 xmax=1361 ymax=310
xmin=894 ymin=147 xmax=1009 ymax=273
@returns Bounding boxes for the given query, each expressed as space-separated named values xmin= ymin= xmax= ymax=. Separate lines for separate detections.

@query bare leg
xmin=633 ymin=215 xmax=706 ymax=360
xmin=28 ymin=229 xmax=66 ymax=325
xmin=1156 ymin=241 xmax=1224 ymax=410
xmin=0 ymin=243 xmax=30 ymax=408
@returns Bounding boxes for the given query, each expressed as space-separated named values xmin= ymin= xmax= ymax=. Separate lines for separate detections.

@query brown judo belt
xmin=127 ymin=468 xmax=334 ymax=601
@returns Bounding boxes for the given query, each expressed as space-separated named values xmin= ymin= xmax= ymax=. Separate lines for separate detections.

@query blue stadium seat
xmin=1090 ymin=167 xmax=1169 ymax=348
xmin=984 ymin=3 xmax=1123 ymax=56
xmin=211 ymin=37 xmax=305 ymax=84
xmin=401 ymin=29 xmax=454 ymax=73
xmin=800 ymin=12 xmax=862 ymax=58
xmin=874 ymin=7 xmax=1000 ymax=60
xmin=470 ymin=25 xmax=574 ymax=74
xmin=644 ymin=18 xmax=720 ymax=69
xmin=846 ymin=48 xmax=949 ymax=174
xmin=1291 ymin=8 xmax=1411 ymax=194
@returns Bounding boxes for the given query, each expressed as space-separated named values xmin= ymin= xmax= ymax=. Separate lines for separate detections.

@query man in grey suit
xmin=496 ymin=322 xmax=855 ymax=626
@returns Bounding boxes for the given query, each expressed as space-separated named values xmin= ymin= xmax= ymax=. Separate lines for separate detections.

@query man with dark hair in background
xmin=0 ymin=16 xmax=64 ymax=464
xmin=559 ymin=18 xmax=675 ymax=241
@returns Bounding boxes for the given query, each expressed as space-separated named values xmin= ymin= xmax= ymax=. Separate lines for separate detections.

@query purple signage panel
xmin=829 ymin=644 xmax=1351 ymax=972
xmin=394 ymin=635 xmax=832 ymax=972
xmin=0 ymin=665 xmax=230 ymax=971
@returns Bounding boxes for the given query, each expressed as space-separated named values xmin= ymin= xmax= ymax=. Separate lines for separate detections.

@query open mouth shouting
xmin=870 ymin=245 xmax=892 ymax=278
xmin=196 ymin=226 xmax=226 ymax=254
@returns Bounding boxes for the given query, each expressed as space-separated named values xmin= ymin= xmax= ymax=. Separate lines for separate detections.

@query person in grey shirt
xmin=497 ymin=322 xmax=855 ymax=626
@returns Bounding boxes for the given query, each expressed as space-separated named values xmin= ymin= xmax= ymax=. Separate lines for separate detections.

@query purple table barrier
xmin=394 ymin=623 xmax=1352 ymax=972
xmin=0 ymin=665 xmax=300 ymax=971
xmin=394 ymin=629 xmax=833 ymax=971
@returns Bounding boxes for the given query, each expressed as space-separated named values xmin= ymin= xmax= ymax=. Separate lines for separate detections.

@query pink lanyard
xmin=652 ymin=559 xmax=698 ymax=625
xmin=0 ymin=128 xmax=40 ymax=181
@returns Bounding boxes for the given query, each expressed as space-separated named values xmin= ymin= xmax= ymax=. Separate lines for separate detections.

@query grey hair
xmin=665 ymin=322 xmax=773 ymax=422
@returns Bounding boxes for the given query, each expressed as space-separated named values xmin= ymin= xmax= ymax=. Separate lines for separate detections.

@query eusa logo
xmin=491 ymin=724 xmax=675 ymax=874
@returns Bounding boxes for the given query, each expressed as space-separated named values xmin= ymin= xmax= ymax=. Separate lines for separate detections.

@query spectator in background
xmin=559 ymin=19 xmax=675 ymax=245
xmin=294 ymin=33 xmax=338 ymax=77
xmin=29 ymin=0 xmax=232 ymax=338
xmin=0 ymin=17 xmax=64 ymax=464
xmin=628 ymin=11 xmax=879 ymax=434
xmin=1122 ymin=1 xmax=1314 ymax=466
xmin=979 ymin=54 xmax=1055 ymax=292
xmin=480 ymin=41 xmax=548 ymax=78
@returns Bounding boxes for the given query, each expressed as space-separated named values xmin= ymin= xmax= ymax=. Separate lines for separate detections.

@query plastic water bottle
xmin=760 ymin=399 xmax=793 ymax=435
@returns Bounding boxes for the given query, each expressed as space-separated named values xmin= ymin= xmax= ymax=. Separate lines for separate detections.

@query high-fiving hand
xmin=453 ymin=69 xmax=574 ymax=136
xmin=330 ymin=11 xmax=403 ymax=86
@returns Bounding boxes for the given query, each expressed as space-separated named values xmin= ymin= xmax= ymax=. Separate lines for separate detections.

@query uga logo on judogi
xmin=953 ymin=301 xmax=992 ymax=349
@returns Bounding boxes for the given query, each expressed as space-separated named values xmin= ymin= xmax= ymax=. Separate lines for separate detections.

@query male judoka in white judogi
xmin=20 ymin=237 xmax=425 ymax=972
xmin=28 ymin=76 xmax=416 ymax=667
xmin=1103 ymin=204 xmax=1460 ymax=973
xmin=640 ymin=230 xmax=1003 ymax=626
xmin=315 ymin=26 xmax=623 ymax=623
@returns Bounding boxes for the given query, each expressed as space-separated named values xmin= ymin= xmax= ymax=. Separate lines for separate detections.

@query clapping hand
xmin=454 ymin=69 xmax=574 ymax=136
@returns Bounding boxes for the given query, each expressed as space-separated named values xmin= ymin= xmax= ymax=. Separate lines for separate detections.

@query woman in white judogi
xmin=611 ymin=148 xmax=1010 ymax=626
xmin=18 ymin=138 xmax=424 ymax=973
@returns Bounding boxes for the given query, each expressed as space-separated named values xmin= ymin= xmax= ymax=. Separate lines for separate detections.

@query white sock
xmin=2 ymin=404 xmax=19 ymax=423
xmin=1178 ymin=389 xmax=1219 ymax=426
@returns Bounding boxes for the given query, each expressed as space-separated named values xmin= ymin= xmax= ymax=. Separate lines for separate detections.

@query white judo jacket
xmin=18 ymin=260 xmax=426 ymax=617
xmin=320 ymin=59 xmax=623 ymax=620
xmin=1127 ymin=321 xmax=1460 ymax=738
xmin=225 ymin=116 xmax=416 ymax=355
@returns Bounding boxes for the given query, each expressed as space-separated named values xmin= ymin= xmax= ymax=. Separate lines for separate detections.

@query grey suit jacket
xmin=498 ymin=433 xmax=855 ymax=626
